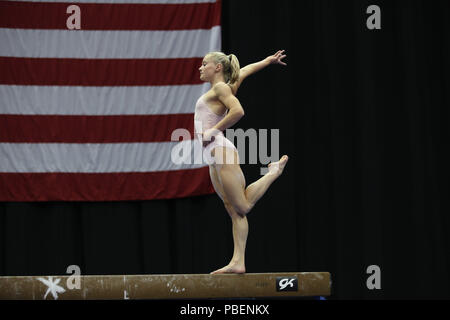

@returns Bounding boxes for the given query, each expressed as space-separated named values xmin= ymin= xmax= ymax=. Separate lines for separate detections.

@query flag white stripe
xmin=0 ymin=140 xmax=206 ymax=173
xmin=0 ymin=27 xmax=221 ymax=59
xmin=0 ymin=84 xmax=210 ymax=115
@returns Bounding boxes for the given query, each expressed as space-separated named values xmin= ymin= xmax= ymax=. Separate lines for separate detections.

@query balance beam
xmin=0 ymin=272 xmax=331 ymax=300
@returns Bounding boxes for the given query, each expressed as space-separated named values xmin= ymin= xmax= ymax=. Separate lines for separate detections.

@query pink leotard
xmin=194 ymin=95 xmax=238 ymax=159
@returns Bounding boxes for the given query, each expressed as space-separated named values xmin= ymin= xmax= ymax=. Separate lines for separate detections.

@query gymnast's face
xmin=199 ymin=55 xmax=220 ymax=82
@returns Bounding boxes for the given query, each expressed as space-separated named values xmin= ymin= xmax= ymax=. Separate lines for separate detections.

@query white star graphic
xmin=37 ymin=277 xmax=66 ymax=300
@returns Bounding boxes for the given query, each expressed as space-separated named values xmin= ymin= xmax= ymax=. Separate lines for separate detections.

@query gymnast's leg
xmin=209 ymin=165 xmax=247 ymax=274
xmin=215 ymin=147 xmax=288 ymax=217
xmin=210 ymin=147 xmax=288 ymax=274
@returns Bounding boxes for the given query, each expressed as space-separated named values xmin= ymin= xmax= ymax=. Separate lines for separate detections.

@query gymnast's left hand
xmin=202 ymin=128 xmax=217 ymax=147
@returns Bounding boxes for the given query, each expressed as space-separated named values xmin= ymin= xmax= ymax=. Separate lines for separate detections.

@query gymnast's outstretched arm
xmin=231 ymin=50 xmax=287 ymax=93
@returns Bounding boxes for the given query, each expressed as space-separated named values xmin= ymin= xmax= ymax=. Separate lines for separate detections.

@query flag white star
xmin=37 ymin=277 xmax=66 ymax=300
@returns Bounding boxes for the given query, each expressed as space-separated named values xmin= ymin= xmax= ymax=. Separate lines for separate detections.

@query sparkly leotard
xmin=194 ymin=95 xmax=238 ymax=161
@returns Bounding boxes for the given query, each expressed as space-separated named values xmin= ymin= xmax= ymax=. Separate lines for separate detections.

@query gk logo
xmin=276 ymin=277 xmax=298 ymax=292
xmin=279 ymin=278 xmax=295 ymax=290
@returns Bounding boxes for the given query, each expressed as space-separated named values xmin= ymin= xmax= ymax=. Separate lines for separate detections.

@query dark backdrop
xmin=1 ymin=0 xmax=449 ymax=299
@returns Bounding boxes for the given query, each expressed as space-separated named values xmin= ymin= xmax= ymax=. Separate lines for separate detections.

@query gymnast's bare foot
xmin=268 ymin=155 xmax=289 ymax=177
xmin=210 ymin=262 xmax=246 ymax=275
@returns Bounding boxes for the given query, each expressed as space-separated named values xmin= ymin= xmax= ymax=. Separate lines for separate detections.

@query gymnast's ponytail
xmin=227 ymin=54 xmax=240 ymax=85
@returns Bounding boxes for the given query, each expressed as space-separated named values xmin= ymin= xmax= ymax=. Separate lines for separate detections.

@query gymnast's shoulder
xmin=213 ymin=81 xmax=236 ymax=97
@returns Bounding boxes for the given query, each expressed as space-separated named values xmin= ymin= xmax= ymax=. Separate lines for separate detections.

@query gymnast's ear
xmin=215 ymin=62 xmax=224 ymax=73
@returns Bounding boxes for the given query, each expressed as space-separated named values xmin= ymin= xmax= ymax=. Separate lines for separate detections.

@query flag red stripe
xmin=0 ymin=0 xmax=221 ymax=30
xmin=0 ymin=114 xmax=194 ymax=143
xmin=0 ymin=57 xmax=203 ymax=86
xmin=0 ymin=168 xmax=214 ymax=201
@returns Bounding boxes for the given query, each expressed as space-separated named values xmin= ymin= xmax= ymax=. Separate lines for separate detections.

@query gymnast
xmin=194 ymin=50 xmax=289 ymax=274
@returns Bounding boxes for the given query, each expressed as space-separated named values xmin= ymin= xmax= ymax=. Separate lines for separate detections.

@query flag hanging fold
xmin=0 ymin=0 xmax=221 ymax=201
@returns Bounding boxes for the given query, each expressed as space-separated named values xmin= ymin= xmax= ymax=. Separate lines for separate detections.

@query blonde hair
xmin=206 ymin=52 xmax=240 ymax=85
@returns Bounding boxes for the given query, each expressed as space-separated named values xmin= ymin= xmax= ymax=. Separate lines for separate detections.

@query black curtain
xmin=1 ymin=0 xmax=449 ymax=299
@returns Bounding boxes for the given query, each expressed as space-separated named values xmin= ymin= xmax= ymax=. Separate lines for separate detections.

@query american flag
xmin=0 ymin=0 xmax=220 ymax=201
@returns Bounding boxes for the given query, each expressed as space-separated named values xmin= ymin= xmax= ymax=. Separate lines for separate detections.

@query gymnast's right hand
xmin=265 ymin=50 xmax=287 ymax=66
